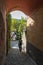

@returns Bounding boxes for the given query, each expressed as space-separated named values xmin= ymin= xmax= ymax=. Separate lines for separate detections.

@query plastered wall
xmin=27 ymin=6 xmax=43 ymax=51
xmin=0 ymin=2 xmax=6 ymax=65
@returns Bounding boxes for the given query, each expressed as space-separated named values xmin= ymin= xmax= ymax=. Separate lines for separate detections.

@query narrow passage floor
xmin=5 ymin=48 xmax=37 ymax=65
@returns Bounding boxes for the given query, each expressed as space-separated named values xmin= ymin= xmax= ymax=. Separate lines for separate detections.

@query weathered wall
xmin=27 ymin=6 xmax=43 ymax=65
xmin=0 ymin=11 xmax=5 ymax=65
xmin=0 ymin=1 xmax=6 ymax=65
xmin=27 ymin=6 xmax=43 ymax=51
xmin=6 ymin=0 xmax=43 ymax=15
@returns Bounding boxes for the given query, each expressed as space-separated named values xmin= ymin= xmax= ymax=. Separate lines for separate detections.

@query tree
xmin=11 ymin=17 xmax=27 ymax=40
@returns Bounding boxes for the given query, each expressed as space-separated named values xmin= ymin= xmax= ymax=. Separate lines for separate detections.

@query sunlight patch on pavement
xmin=11 ymin=46 xmax=19 ymax=49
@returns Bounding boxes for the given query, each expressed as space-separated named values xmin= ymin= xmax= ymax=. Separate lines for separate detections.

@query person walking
xmin=19 ymin=38 xmax=22 ymax=52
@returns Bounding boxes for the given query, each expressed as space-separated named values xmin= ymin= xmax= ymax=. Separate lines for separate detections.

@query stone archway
xmin=0 ymin=11 xmax=5 ymax=65
xmin=0 ymin=0 xmax=42 ymax=64
xmin=6 ymin=2 xmax=43 ymax=64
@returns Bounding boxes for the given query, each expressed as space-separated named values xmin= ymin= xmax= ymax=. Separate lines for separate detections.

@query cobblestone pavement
xmin=5 ymin=48 xmax=37 ymax=65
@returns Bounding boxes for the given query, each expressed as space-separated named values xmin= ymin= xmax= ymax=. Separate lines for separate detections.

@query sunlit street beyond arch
xmin=10 ymin=40 xmax=19 ymax=49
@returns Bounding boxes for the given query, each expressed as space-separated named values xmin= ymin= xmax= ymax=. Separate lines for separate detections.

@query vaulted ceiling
xmin=0 ymin=0 xmax=43 ymax=15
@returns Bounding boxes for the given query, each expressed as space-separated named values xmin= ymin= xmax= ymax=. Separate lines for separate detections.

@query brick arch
xmin=7 ymin=7 xmax=29 ymax=16
xmin=0 ymin=11 xmax=5 ymax=65
xmin=8 ymin=9 xmax=28 ymax=17
xmin=6 ymin=0 xmax=29 ymax=15
xmin=6 ymin=0 xmax=43 ymax=16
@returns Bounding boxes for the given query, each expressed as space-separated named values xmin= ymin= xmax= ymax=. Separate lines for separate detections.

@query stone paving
xmin=5 ymin=48 xmax=37 ymax=65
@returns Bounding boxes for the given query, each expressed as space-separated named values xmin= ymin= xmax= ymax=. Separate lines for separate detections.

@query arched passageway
xmin=6 ymin=6 xmax=43 ymax=65
xmin=0 ymin=0 xmax=43 ymax=65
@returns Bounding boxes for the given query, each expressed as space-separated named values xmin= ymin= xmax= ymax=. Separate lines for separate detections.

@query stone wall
xmin=0 ymin=11 xmax=5 ymax=65
xmin=27 ymin=6 xmax=43 ymax=51
xmin=27 ymin=6 xmax=43 ymax=65
xmin=0 ymin=1 xmax=6 ymax=65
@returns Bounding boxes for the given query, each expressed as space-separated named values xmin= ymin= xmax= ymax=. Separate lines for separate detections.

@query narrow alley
xmin=5 ymin=41 xmax=37 ymax=65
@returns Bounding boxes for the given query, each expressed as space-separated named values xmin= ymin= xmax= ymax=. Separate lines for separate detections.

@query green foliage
xmin=6 ymin=12 xmax=27 ymax=47
xmin=11 ymin=17 xmax=27 ymax=40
